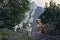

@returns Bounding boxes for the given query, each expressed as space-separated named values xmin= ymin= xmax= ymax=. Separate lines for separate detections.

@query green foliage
xmin=39 ymin=0 xmax=60 ymax=32
xmin=23 ymin=22 xmax=26 ymax=28
xmin=0 ymin=29 xmax=34 ymax=40
xmin=0 ymin=0 xmax=29 ymax=29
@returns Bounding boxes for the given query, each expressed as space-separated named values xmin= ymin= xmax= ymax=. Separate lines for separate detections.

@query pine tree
xmin=0 ymin=0 xmax=29 ymax=29
xmin=39 ymin=0 xmax=60 ymax=33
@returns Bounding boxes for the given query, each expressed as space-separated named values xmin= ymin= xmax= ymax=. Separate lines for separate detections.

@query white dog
xmin=26 ymin=24 xmax=32 ymax=36
xmin=14 ymin=22 xmax=23 ymax=31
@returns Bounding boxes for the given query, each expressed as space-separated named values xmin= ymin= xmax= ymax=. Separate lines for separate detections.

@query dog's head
xmin=36 ymin=19 xmax=41 ymax=24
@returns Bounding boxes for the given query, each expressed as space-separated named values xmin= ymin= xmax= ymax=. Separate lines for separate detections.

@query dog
xmin=36 ymin=19 xmax=46 ymax=33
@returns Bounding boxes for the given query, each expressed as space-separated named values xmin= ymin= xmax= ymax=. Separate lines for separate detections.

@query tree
xmin=0 ymin=0 xmax=29 ymax=29
xmin=39 ymin=0 xmax=60 ymax=33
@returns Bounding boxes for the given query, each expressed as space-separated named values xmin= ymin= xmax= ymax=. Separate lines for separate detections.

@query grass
xmin=0 ymin=29 xmax=34 ymax=40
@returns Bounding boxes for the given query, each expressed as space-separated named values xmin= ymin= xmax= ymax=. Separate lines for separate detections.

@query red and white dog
xmin=36 ymin=19 xmax=46 ymax=33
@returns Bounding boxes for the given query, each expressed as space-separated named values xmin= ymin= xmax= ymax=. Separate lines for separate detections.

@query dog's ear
xmin=38 ymin=19 xmax=41 ymax=22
